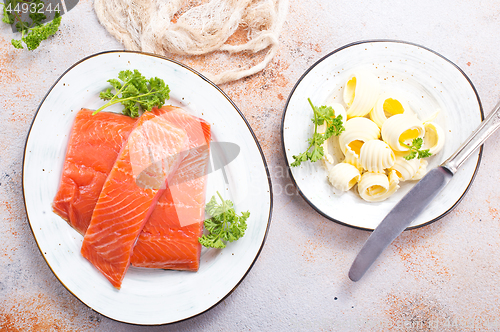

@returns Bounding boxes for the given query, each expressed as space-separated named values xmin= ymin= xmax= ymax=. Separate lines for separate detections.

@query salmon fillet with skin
xmin=130 ymin=106 xmax=211 ymax=271
xmin=52 ymin=109 xmax=136 ymax=235
xmin=81 ymin=112 xmax=188 ymax=289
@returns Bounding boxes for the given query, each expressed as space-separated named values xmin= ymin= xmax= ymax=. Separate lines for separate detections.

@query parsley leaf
xmin=400 ymin=138 xmax=432 ymax=160
xmin=3 ymin=1 xmax=61 ymax=51
xmin=94 ymin=69 xmax=170 ymax=118
xmin=20 ymin=12 xmax=61 ymax=50
xmin=291 ymin=98 xmax=345 ymax=167
xmin=11 ymin=38 xmax=23 ymax=49
xmin=198 ymin=192 xmax=249 ymax=249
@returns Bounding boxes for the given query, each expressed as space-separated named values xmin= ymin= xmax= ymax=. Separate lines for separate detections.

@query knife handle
xmin=442 ymin=99 xmax=500 ymax=174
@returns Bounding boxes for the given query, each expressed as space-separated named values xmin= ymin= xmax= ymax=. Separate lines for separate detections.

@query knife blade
xmin=349 ymin=99 xmax=500 ymax=282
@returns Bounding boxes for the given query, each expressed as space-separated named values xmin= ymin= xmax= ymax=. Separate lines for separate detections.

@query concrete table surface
xmin=2 ymin=0 xmax=500 ymax=331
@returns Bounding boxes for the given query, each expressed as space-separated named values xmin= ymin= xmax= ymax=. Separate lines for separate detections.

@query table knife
xmin=349 ymin=99 xmax=500 ymax=282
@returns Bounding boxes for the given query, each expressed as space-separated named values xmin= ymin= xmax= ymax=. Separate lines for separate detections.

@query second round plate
xmin=281 ymin=40 xmax=483 ymax=230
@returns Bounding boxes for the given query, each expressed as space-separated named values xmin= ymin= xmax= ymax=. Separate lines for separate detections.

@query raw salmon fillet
xmin=130 ymin=106 xmax=211 ymax=271
xmin=52 ymin=109 xmax=136 ymax=235
xmin=81 ymin=112 xmax=188 ymax=288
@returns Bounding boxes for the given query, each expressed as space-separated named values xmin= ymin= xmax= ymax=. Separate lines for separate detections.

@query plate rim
xmin=22 ymin=50 xmax=274 ymax=325
xmin=280 ymin=39 xmax=484 ymax=232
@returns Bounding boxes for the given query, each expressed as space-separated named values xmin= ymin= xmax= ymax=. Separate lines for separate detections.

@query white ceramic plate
xmin=282 ymin=40 xmax=482 ymax=230
xmin=23 ymin=51 xmax=272 ymax=325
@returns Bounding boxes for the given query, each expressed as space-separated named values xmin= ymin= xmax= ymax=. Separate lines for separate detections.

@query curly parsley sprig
xmin=93 ymin=69 xmax=170 ymax=118
xmin=291 ymin=98 xmax=345 ymax=167
xmin=2 ymin=0 xmax=62 ymax=50
xmin=400 ymin=138 xmax=432 ymax=160
xmin=198 ymin=192 xmax=249 ymax=249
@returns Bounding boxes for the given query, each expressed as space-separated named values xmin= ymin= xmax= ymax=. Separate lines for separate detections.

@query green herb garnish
xmin=291 ymin=98 xmax=345 ymax=167
xmin=94 ymin=69 xmax=170 ymax=118
xmin=198 ymin=192 xmax=249 ymax=249
xmin=2 ymin=0 xmax=61 ymax=50
xmin=401 ymin=138 xmax=432 ymax=160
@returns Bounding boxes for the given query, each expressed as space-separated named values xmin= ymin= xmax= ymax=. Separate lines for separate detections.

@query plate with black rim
xmin=281 ymin=40 xmax=482 ymax=231
xmin=22 ymin=50 xmax=272 ymax=325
